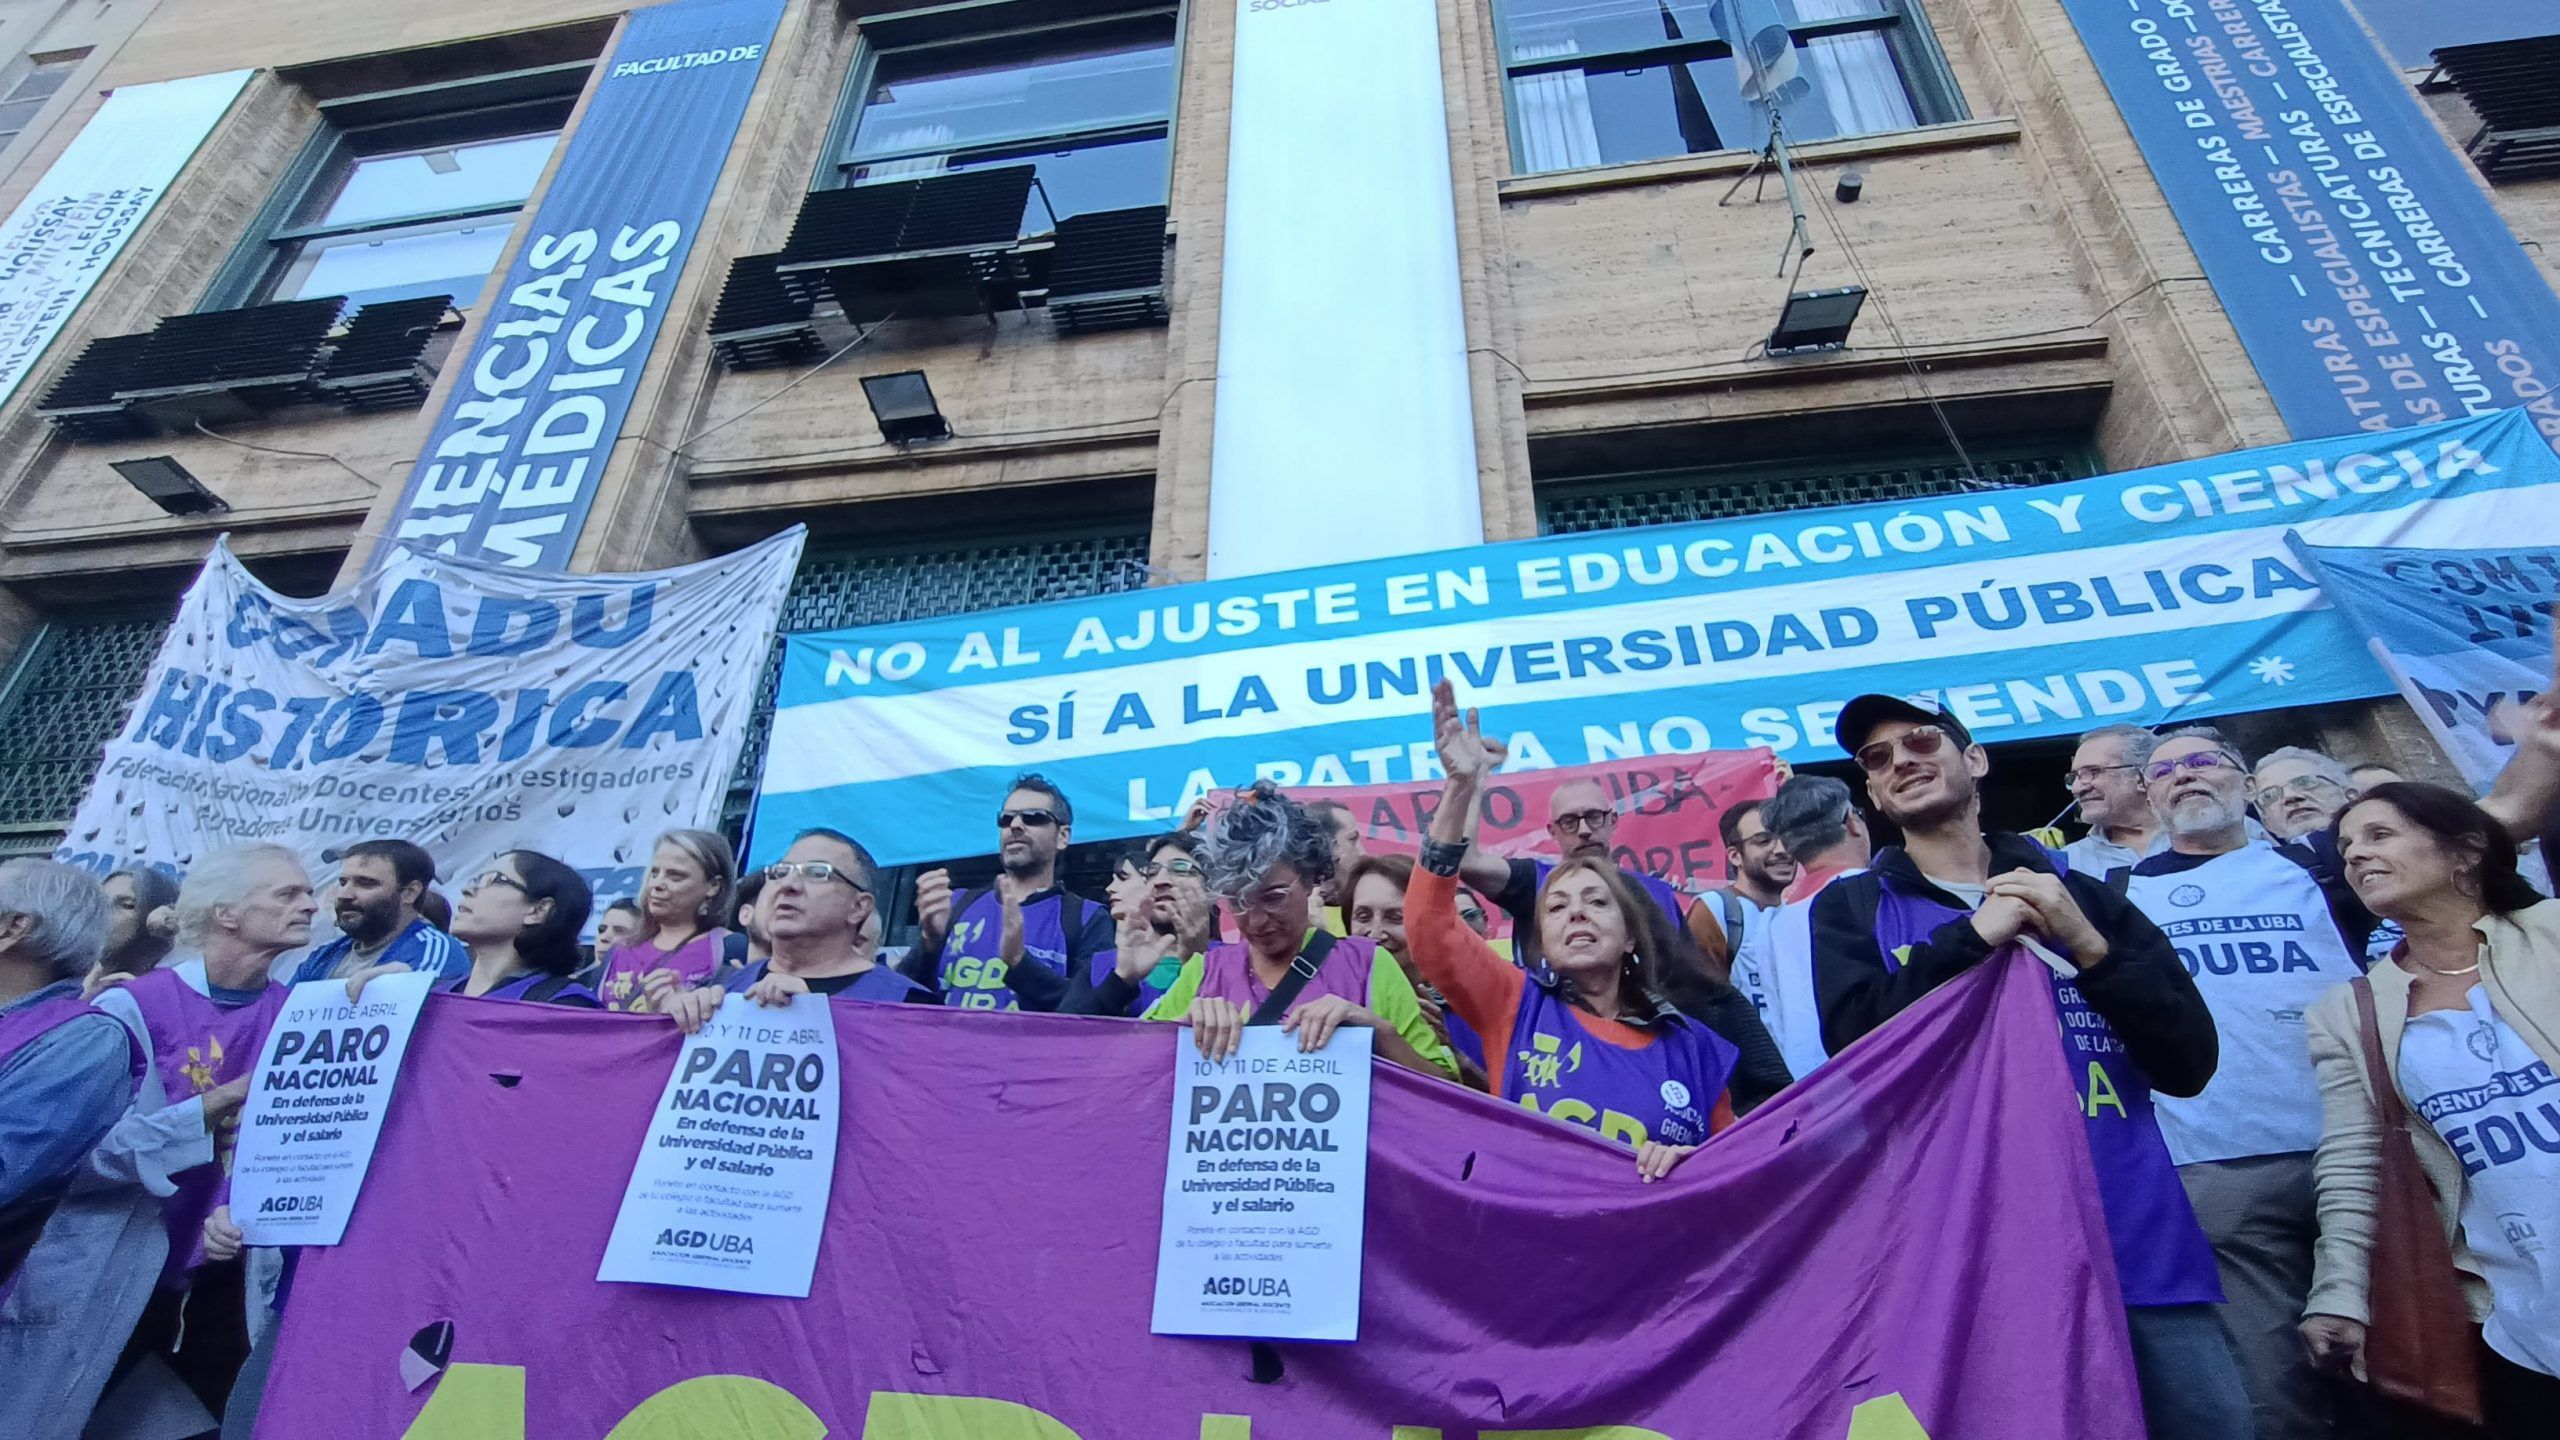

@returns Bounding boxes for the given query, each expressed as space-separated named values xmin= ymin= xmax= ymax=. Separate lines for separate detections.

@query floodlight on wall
xmin=1766 ymin=286 xmax=1868 ymax=356
xmin=110 ymin=455 xmax=228 ymax=515
xmin=862 ymin=370 xmax=951 ymax=444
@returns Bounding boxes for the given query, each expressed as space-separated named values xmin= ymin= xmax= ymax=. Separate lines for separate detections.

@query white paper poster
xmin=0 ymin=69 xmax=251 ymax=408
xmin=231 ymin=971 xmax=437 ymax=1246
xmin=56 ymin=528 xmax=804 ymax=940
xmin=599 ymin=994 xmax=840 ymax=1297
xmin=1151 ymin=1027 xmax=1372 ymax=1341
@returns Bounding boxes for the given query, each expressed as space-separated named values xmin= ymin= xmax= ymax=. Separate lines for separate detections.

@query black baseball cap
xmin=1834 ymin=693 xmax=1974 ymax=757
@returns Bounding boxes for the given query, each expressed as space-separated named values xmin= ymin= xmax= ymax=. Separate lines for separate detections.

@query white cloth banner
xmin=599 ymin=993 xmax=841 ymax=1297
xmin=232 ymin=972 xmax=438 ymax=1246
xmin=0 ymin=70 xmax=251 ymax=409
xmin=1206 ymin=0 xmax=1481 ymax=577
xmin=57 ymin=528 xmax=805 ymax=923
xmin=1152 ymin=1027 xmax=1372 ymax=1341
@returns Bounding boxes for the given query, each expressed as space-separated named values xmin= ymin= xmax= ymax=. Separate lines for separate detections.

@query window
xmin=0 ymin=51 xmax=83 ymax=152
xmin=832 ymin=11 xmax=1178 ymax=233
xmin=0 ymin=612 xmax=170 ymax=848
xmin=215 ymin=78 xmax=579 ymax=312
xmin=1496 ymin=0 xmax=1961 ymax=175
xmin=1538 ymin=445 xmax=2094 ymax=534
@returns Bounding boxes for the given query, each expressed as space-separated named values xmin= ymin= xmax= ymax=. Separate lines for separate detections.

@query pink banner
xmin=1305 ymin=749 xmax=1780 ymax=893
xmin=261 ymin=950 xmax=2141 ymax=1439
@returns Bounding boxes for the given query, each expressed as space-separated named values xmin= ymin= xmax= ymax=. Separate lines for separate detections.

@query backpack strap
xmin=1246 ymin=930 xmax=1338 ymax=1027
xmin=523 ymin=973 xmax=575 ymax=1004
xmin=1060 ymin=892 xmax=1094 ymax=970
xmin=1719 ymin=888 xmax=1744 ymax=948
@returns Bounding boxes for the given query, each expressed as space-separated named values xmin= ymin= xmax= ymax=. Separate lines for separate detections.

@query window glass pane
xmin=273 ymin=218 xmax=514 ymax=310
xmin=1799 ymin=27 xmax=1917 ymax=137
xmin=1500 ymin=0 xmax=1724 ymax=63
xmin=851 ymin=20 xmax=1176 ymax=159
xmin=1514 ymin=56 xmax=1767 ymax=171
xmin=300 ymin=131 xmax=558 ymax=228
xmin=0 ymin=98 xmax=45 ymax=136
xmin=851 ymin=132 xmax=1169 ymax=231
xmin=8 ymin=61 xmax=72 ymax=103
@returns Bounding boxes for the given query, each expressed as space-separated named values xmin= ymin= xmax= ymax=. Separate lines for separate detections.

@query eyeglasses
xmin=1855 ymin=724 xmax=1952 ymax=774
xmin=1230 ymin=884 xmax=1302 ymax=914
xmin=2259 ymin=774 xmax=2345 ymax=802
xmin=2145 ymin=751 xmax=2241 ymax=782
xmin=763 ymin=861 xmax=870 ymax=893
xmin=2064 ymin=763 xmax=2142 ymax=790
xmin=997 ymin=808 xmax=1061 ymax=830
xmin=1141 ymin=858 xmax=1203 ymax=879
xmin=463 ymin=870 xmax=528 ymax=895
xmin=1550 ymin=809 xmax=1614 ymax=834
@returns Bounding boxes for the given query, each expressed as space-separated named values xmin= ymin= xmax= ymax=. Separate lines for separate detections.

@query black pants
xmin=2482 ymin=1343 xmax=2560 ymax=1440
xmin=106 ymin=1258 xmax=251 ymax=1437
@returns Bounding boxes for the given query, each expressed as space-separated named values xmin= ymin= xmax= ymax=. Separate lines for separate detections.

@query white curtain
xmin=852 ymin=122 xmax=955 ymax=183
xmin=1791 ymin=0 xmax=1915 ymax=137
xmin=1510 ymin=40 xmax=1603 ymax=173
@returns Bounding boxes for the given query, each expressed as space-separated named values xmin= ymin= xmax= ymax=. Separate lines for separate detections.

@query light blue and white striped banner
xmin=754 ymin=410 xmax=2560 ymax=867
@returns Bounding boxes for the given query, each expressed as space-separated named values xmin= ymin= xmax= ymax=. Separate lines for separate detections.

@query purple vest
xmin=442 ymin=972 xmax=599 ymax=1006
xmin=1194 ymin=936 xmax=1379 ymax=1017
xmin=598 ymin=929 xmax=729 ymax=1012
xmin=1500 ymin=981 xmax=1736 ymax=1147
xmin=0 ymin=991 xmax=144 ymax=1305
xmin=1871 ymin=878 xmax=2222 ymax=1307
xmin=937 ymin=890 xmax=1093 ymax=1011
xmin=124 ymin=967 xmax=288 ymax=1286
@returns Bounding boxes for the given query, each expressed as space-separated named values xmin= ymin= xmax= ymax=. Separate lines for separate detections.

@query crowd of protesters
xmin=2 ymin=671 xmax=2558 ymax=1440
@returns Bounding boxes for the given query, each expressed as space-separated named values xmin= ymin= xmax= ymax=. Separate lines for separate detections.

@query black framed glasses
xmin=763 ymin=861 xmax=871 ymax=893
xmin=1550 ymin=808 xmax=1613 ymax=834
xmin=997 ymin=808 xmax=1061 ymax=830
xmin=2145 ymin=751 xmax=2241 ymax=783
xmin=463 ymin=870 xmax=528 ymax=895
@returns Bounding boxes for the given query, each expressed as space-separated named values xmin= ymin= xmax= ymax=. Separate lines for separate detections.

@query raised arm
xmin=1413 ymin=681 xmax=1528 ymax=1039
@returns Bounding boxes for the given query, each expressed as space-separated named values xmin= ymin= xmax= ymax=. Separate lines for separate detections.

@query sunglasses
xmin=1854 ymin=724 xmax=1953 ymax=774
xmin=763 ymin=860 xmax=870 ymax=893
xmin=2145 ymin=751 xmax=2241 ymax=783
xmin=1141 ymin=858 xmax=1203 ymax=879
xmin=997 ymin=808 xmax=1061 ymax=830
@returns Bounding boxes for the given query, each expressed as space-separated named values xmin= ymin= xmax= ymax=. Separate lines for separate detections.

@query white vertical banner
xmin=0 ymin=69 xmax=252 ymax=408
xmin=1206 ymin=0 xmax=1482 ymax=578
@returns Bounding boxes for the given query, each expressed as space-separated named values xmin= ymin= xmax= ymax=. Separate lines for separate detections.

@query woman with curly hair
xmin=1124 ymin=780 xmax=1458 ymax=1081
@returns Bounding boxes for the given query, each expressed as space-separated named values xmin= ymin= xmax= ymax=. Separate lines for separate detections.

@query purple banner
xmin=260 ymin=952 xmax=2141 ymax=1438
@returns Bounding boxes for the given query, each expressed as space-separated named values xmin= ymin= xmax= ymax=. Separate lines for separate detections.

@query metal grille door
xmin=1539 ymin=452 xmax=2087 ymax=535
xmin=0 ymin=615 xmax=173 ymax=852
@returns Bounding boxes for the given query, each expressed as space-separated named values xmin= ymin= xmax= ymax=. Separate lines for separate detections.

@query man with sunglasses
xmin=1465 ymin=780 xmax=1732 ymax=972
xmin=666 ymin=828 xmax=925 ymax=1029
xmin=905 ymin=774 xmax=1117 ymax=1013
xmin=1808 ymin=694 xmax=2244 ymax=1440
xmin=2116 ymin=727 xmax=2378 ymax=1440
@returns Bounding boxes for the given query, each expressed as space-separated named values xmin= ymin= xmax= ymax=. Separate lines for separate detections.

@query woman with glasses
xmin=1116 ymin=782 xmax=1458 ymax=1080
xmin=666 ymin=829 xmax=925 ymax=1031
xmin=1415 ymin=683 xmax=1739 ymax=1178
xmin=596 ymin=828 xmax=737 ymax=1013
xmin=440 ymin=854 xmax=600 ymax=1006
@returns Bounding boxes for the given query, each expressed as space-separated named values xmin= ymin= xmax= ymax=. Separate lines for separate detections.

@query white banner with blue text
xmin=60 ymin=528 xmax=803 ymax=929
xmin=753 ymin=412 xmax=2560 ymax=867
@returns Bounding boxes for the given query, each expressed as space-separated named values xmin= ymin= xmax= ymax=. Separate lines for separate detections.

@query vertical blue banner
xmin=2058 ymin=0 xmax=2560 ymax=453
xmin=379 ymin=0 xmax=786 ymax=569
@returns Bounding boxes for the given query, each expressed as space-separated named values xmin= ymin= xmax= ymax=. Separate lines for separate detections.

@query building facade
xmin=0 ymin=0 xmax=2549 ymax=858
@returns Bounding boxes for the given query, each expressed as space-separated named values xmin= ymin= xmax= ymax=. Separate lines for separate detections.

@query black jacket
xmin=1807 ymin=831 xmax=2219 ymax=1098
